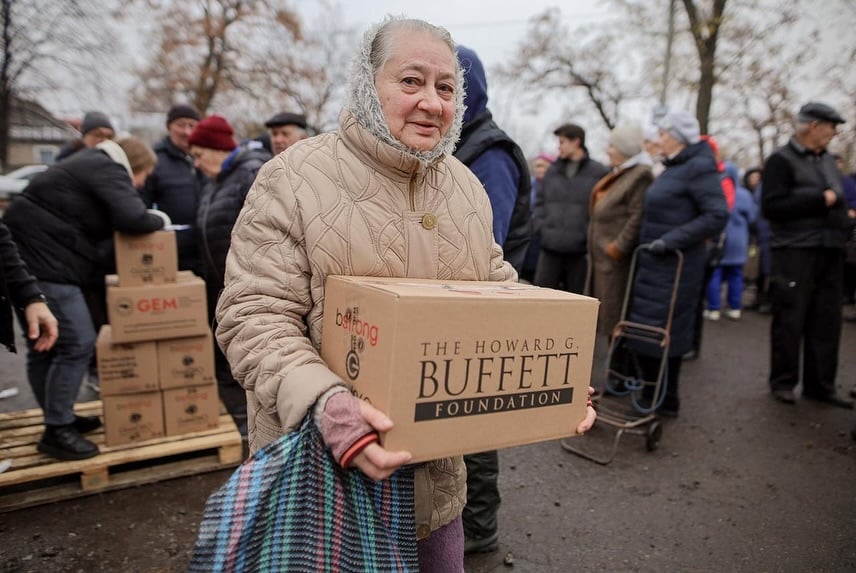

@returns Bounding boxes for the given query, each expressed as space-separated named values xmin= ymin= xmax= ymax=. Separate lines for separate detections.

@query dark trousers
xmin=462 ymin=451 xmax=500 ymax=540
xmin=533 ymin=250 xmax=586 ymax=294
xmin=207 ymin=282 xmax=248 ymax=436
xmin=769 ymin=248 xmax=843 ymax=395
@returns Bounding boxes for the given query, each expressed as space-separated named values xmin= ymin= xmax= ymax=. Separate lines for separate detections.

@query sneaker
xmin=37 ymin=425 xmax=99 ymax=461
xmin=703 ymin=310 xmax=720 ymax=321
xmin=725 ymin=309 xmax=741 ymax=321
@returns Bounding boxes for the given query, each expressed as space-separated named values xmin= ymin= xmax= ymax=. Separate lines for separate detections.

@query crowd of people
xmin=1 ymin=14 xmax=854 ymax=571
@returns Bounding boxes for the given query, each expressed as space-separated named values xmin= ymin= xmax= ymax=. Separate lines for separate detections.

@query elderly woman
xmin=215 ymin=16 xmax=595 ymax=570
xmin=586 ymin=123 xmax=653 ymax=337
xmin=627 ymin=111 xmax=728 ymax=417
xmin=190 ymin=114 xmax=271 ymax=438
xmin=585 ymin=124 xmax=653 ymax=392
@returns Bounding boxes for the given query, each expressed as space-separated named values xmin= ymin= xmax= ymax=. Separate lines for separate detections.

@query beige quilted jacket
xmin=216 ymin=109 xmax=516 ymax=539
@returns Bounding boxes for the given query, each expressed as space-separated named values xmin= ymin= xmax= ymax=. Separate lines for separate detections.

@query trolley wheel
xmin=645 ymin=421 xmax=663 ymax=452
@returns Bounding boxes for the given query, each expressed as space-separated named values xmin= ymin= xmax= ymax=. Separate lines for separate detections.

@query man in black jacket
xmin=762 ymin=102 xmax=854 ymax=409
xmin=534 ymin=123 xmax=609 ymax=294
xmin=142 ymin=104 xmax=207 ymax=275
xmin=4 ymin=138 xmax=166 ymax=459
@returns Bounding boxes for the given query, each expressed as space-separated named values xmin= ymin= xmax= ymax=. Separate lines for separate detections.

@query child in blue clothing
xmin=705 ymin=162 xmax=758 ymax=320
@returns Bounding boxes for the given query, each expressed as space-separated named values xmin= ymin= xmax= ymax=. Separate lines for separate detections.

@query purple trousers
xmin=417 ymin=516 xmax=464 ymax=572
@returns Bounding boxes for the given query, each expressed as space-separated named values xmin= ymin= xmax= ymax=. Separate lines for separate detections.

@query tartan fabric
xmin=188 ymin=416 xmax=418 ymax=572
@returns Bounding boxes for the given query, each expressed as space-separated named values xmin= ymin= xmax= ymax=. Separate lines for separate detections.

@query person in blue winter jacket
xmin=453 ymin=44 xmax=532 ymax=555
xmin=705 ymin=162 xmax=758 ymax=320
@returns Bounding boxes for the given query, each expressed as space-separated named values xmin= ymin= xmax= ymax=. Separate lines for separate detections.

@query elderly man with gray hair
xmin=761 ymin=102 xmax=854 ymax=408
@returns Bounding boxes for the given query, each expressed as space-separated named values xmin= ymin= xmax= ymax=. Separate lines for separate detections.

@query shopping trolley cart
xmin=561 ymin=244 xmax=683 ymax=465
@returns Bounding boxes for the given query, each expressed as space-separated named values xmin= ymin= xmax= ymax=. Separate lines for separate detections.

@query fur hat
xmin=81 ymin=111 xmax=114 ymax=135
xmin=166 ymin=104 xmax=201 ymax=125
xmin=658 ymin=111 xmax=700 ymax=145
xmin=187 ymin=115 xmax=237 ymax=151
xmin=609 ymin=124 xmax=644 ymax=158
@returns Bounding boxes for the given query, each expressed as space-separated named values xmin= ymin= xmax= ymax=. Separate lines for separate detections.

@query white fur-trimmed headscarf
xmin=347 ymin=16 xmax=465 ymax=165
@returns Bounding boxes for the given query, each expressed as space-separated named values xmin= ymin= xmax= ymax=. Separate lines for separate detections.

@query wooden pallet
xmin=0 ymin=400 xmax=243 ymax=512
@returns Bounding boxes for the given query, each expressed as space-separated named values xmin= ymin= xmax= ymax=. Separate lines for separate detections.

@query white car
xmin=0 ymin=164 xmax=48 ymax=199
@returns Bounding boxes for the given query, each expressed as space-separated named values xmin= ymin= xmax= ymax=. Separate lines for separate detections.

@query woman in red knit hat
xmin=190 ymin=114 xmax=271 ymax=443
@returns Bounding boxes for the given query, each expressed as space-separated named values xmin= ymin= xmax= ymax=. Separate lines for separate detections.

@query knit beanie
xmin=643 ymin=125 xmax=659 ymax=143
xmin=166 ymin=103 xmax=201 ymax=125
xmin=657 ymin=111 xmax=700 ymax=145
xmin=187 ymin=115 xmax=237 ymax=151
xmin=81 ymin=111 xmax=114 ymax=135
xmin=117 ymin=136 xmax=158 ymax=174
xmin=608 ymin=123 xmax=644 ymax=158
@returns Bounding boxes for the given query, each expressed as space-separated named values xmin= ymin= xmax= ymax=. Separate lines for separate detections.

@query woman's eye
xmin=402 ymin=77 xmax=419 ymax=86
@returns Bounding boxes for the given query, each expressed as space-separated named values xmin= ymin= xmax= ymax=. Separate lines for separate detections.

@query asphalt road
xmin=1 ymin=307 xmax=855 ymax=572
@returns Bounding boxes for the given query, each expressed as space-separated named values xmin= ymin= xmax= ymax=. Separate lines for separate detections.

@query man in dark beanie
xmin=190 ymin=114 xmax=271 ymax=442
xmin=533 ymin=122 xmax=608 ymax=294
xmin=56 ymin=111 xmax=116 ymax=161
xmin=264 ymin=111 xmax=309 ymax=155
xmin=141 ymin=103 xmax=206 ymax=276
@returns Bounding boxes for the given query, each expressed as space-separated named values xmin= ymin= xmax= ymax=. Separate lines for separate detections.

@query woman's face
xmin=533 ymin=158 xmax=551 ymax=180
xmin=658 ymin=130 xmax=685 ymax=157
xmin=374 ymin=30 xmax=457 ymax=151
xmin=606 ymin=144 xmax=626 ymax=168
xmin=190 ymin=146 xmax=225 ymax=179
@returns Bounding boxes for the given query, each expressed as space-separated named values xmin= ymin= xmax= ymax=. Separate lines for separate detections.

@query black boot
xmin=73 ymin=415 xmax=102 ymax=434
xmin=463 ymin=451 xmax=500 ymax=554
xmin=38 ymin=425 xmax=99 ymax=460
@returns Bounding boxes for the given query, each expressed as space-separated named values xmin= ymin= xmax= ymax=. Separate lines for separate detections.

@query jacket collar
xmin=338 ymin=109 xmax=430 ymax=180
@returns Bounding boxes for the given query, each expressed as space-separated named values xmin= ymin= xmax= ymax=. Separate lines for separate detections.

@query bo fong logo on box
xmin=335 ymin=307 xmax=380 ymax=381
xmin=116 ymin=296 xmax=178 ymax=315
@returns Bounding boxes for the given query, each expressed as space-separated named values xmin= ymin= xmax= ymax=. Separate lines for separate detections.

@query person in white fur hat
xmin=214 ymin=15 xmax=597 ymax=571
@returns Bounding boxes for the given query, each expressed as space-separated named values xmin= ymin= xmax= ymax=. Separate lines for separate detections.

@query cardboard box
xmin=114 ymin=230 xmax=178 ymax=286
xmin=102 ymin=391 xmax=165 ymax=446
xmin=95 ymin=325 xmax=159 ymax=395
xmin=157 ymin=332 xmax=216 ymax=389
xmin=320 ymin=276 xmax=599 ymax=463
xmin=162 ymin=384 xmax=220 ymax=436
xmin=106 ymin=271 xmax=208 ymax=343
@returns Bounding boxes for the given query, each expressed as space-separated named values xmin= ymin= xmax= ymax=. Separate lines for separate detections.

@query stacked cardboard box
xmin=97 ymin=231 xmax=220 ymax=446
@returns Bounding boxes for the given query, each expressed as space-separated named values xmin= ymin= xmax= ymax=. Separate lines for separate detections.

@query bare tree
xmin=496 ymin=8 xmax=643 ymax=130
xmin=242 ymin=0 xmax=356 ymax=133
xmin=130 ymin=0 xmax=302 ymax=116
xmin=0 ymin=0 xmax=115 ymax=168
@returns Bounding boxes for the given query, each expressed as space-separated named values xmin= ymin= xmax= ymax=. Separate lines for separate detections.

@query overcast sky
xmin=297 ymin=1 xmax=616 ymax=156
xmin=320 ymin=0 xmax=611 ymax=68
